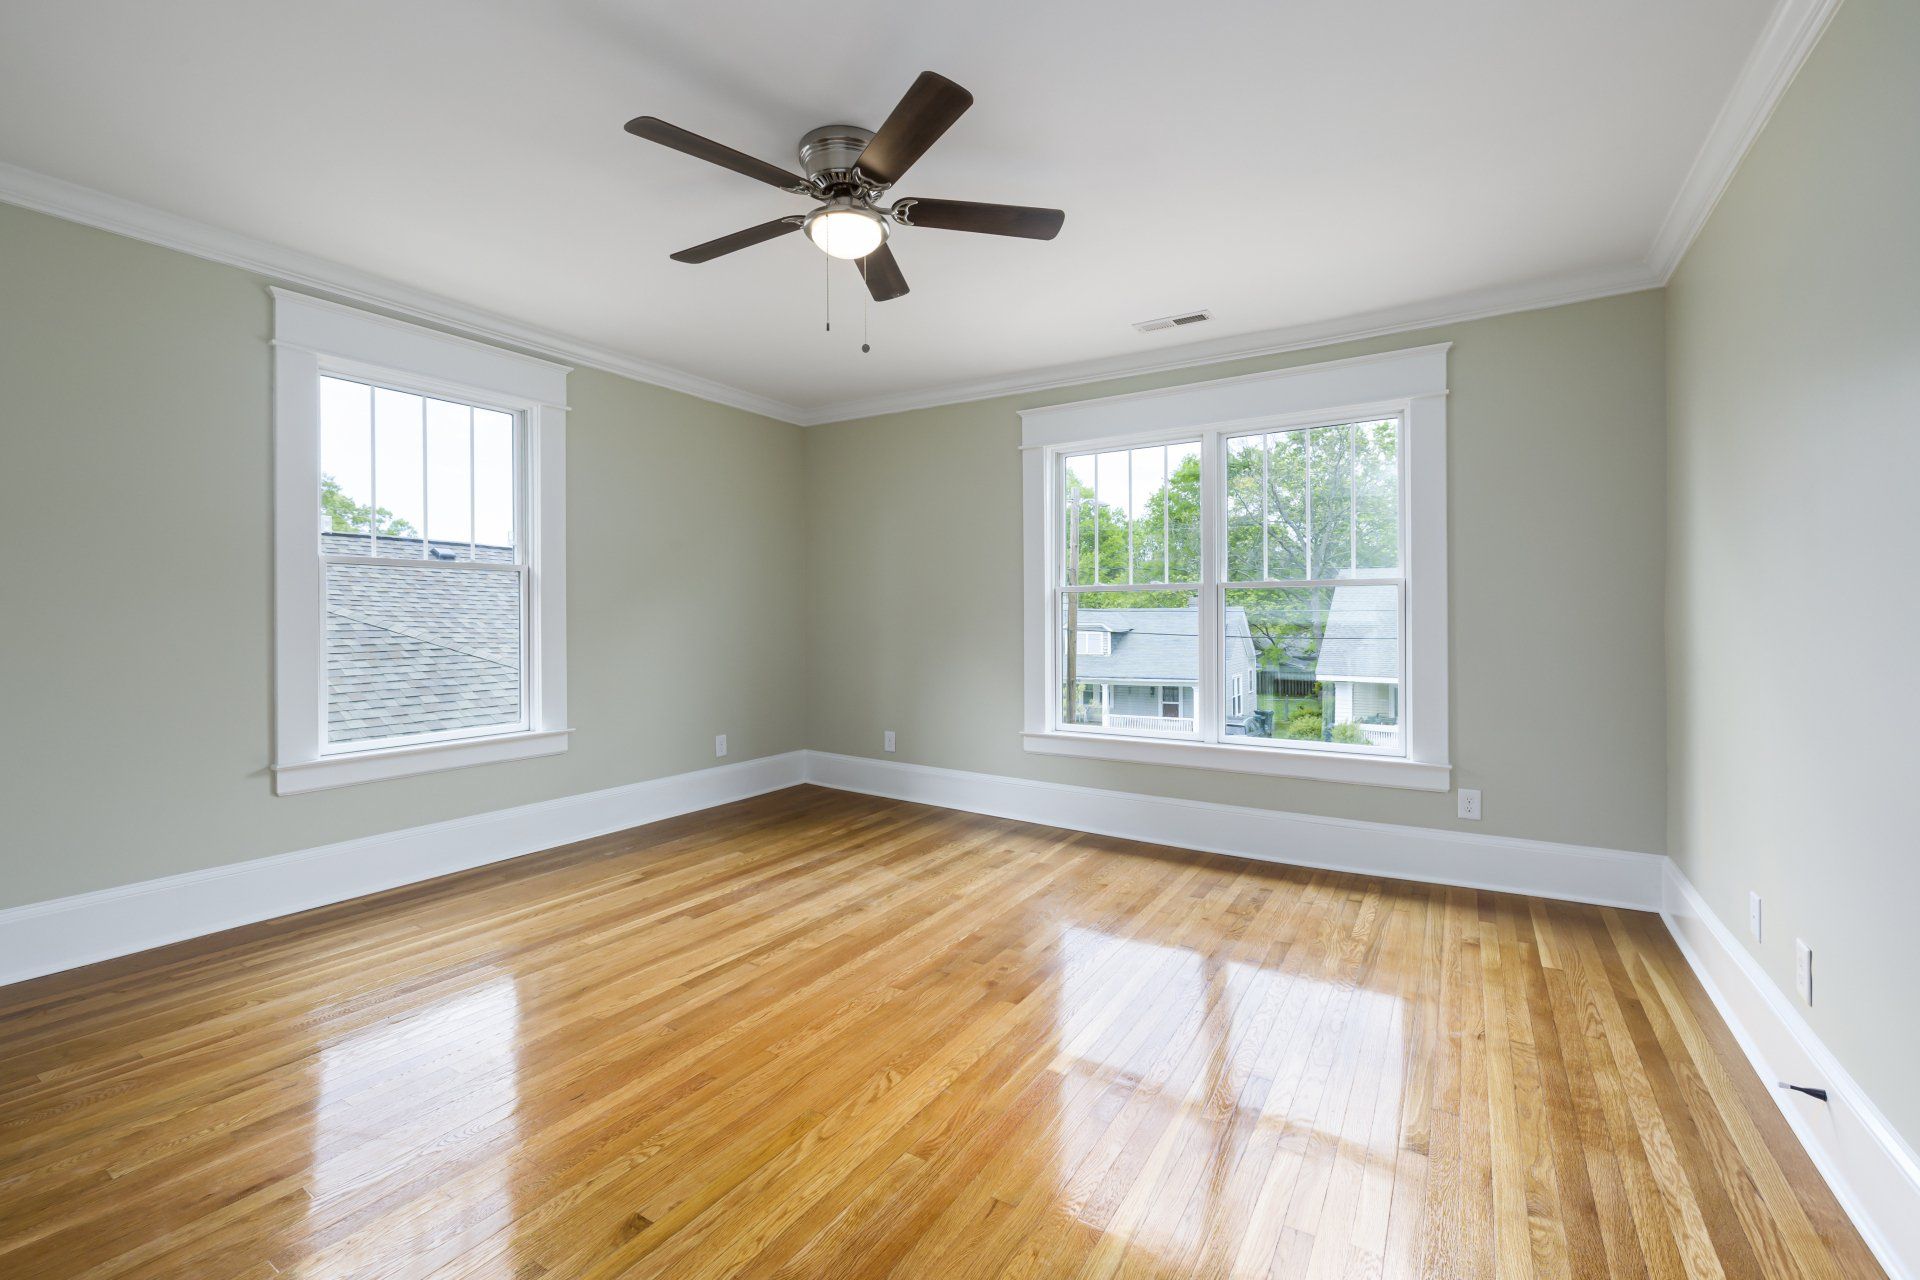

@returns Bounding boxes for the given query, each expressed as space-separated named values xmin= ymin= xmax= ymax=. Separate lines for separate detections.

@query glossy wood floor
xmin=0 ymin=787 xmax=1881 ymax=1279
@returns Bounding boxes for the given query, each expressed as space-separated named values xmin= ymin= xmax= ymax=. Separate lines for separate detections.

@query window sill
xmin=1021 ymin=730 xmax=1450 ymax=792
xmin=273 ymin=729 xmax=572 ymax=795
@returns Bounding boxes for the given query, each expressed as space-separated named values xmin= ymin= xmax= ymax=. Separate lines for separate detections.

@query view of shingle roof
xmin=321 ymin=532 xmax=521 ymax=744
xmin=1068 ymin=605 xmax=1257 ymax=684
xmin=1313 ymin=583 xmax=1399 ymax=682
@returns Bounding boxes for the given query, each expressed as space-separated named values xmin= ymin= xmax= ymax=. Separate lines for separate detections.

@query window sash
xmin=312 ymin=373 xmax=535 ymax=759
xmin=1058 ymin=439 xmax=1201 ymax=589
xmin=318 ymin=554 xmax=526 ymax=573
xmin=1048 ymin=413 xmax=1408 ymax=754
xmin=319 ymin=373 xmax=526 ymax=565
xmin=318 ymin=559 xmax=533 ymax=756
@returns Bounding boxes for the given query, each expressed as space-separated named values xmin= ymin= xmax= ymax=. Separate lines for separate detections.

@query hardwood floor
xmin=0 ymin=786 xmax=1881 ymax=1278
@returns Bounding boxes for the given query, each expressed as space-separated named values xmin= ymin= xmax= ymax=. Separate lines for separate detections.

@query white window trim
xmin=1019 ymin=343 xmax=1451 ymax=792
xmin=271 ymin=289 xmax=571 ymax=795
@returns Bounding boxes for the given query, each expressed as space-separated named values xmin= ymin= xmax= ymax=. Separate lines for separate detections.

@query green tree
xmin=322 ymin=474 xmax=416 ymax=537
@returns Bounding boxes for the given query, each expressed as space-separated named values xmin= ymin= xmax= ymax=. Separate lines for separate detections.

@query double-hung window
xmin=271 ymin=291 xmax=570 ymax=794
xmin=1021 ymin=344 xmax=1450 ymax=790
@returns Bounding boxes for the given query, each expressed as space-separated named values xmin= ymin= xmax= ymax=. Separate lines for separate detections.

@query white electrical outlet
xmin=883 ymin=730 xmax=896 ymax=753
xmin=1456 ymin=789 xmax=1481 ymax=821
xmin=714 ymin=733 xmax=727 ymax=758
xmin=1795 ymin=939 xmax=1813 ymax=1004
xmin=1749 ymin=892 xmax=1763 ymax=942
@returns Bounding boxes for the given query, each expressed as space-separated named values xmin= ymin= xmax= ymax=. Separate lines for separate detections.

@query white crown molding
xmin=1662 ymin=862 xmax=1920 ymax=1280
xmin=793 ymin=0 xmax=1841 ymax=425
xmin=0 ymin=0 xmax=1837 ymax=432
xmin=0 ymin=160 xmax=810 ymax=424
xmin=793 ymin=261 xmax=1660 ymax=426
xmin=1646 ymin=0 xmax=1844 ymax=281
xmin=0 ymin=157 xmax=1656 ymax=431
xmin=0 ymin=751 xmax=806 ymax=987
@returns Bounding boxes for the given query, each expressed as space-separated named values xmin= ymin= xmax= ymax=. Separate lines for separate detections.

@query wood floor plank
xmin=0 ymin=786 xmax=1883 ymax=1278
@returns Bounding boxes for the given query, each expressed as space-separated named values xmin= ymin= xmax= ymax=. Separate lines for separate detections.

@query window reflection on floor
xmin=1051 ymin=924 xmax=1407 ymax=1267
xmin=307 ymin=975 xmax=522 ymax=1270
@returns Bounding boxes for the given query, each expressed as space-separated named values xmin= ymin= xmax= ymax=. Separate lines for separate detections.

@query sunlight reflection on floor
xmin=1050 ymin=923 xmax=1407 ymax=1271
xmin=301 ymin=975 xmax=523 ymax=1274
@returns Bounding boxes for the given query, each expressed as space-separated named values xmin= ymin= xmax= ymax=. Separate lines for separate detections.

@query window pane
xmin=1094 ymin=450 xmax=1127 ymax=585
xmin=1165 ymin=442 xmax=1200 ymax=581
xmin=1264 ymin=429 xmax=1309 ymax=579
xmin=1063 ymin=443 xmax=1197 ymax=587
xmin=424 ymin=399 xmax=474 ymax=557
xmin=326 ymin=562 xmax=522 ymax=745
xmin=473 ymin=409 xmax=516 ymax=557
xmin=320 ymin=377 xmax=373 ymax=551
xmin=1308 ymin=423 xmax=1353 ymax=579
xmin=1225 ymin=584 xmax=1401 ymax=754
xmin=1129 ymin=444 xmax=1166 ymax=584
xmin=1225 ymin=434 xmax=1265 ymax=581
xmin=1059 ymin=593 xmax=1198 ymax=736
xmin=1353 ymin=419 xmax=1400 ymax=572
xmin=372 ymin=387 xmax=426 ymax=557
xmin=1062 ymin=453 xmax=1097 ymax=587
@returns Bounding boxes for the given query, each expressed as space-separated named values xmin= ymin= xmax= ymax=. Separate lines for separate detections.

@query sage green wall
xmin=0 ymin=200 xmax=808 ymax=909
xmin=805 ymin=290 xmax=1669 ymax=853
xmin=1667 ymin=0 xmax=1920 ymax=1146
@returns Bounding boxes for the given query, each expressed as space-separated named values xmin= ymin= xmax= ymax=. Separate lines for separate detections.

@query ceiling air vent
xmin=1133 ymin=310 xmax=1213 ymax=334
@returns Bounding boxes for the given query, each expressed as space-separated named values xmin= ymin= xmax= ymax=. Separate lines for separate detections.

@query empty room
xmin=1 ymin=0 xmax=1915 ymax=1275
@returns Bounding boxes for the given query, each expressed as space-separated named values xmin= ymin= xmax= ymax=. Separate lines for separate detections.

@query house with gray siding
xmin=1065 ymin=605 xmax=1258 ymax=733
xmin=1312 ymin=581 xmax=1401 ymax=749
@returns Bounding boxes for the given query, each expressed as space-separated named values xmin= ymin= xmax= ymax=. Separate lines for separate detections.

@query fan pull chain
xmin=824 ymin=250 xmax=831 ymax=332
xmin=862 ymin=290 xmax=870 ymax=354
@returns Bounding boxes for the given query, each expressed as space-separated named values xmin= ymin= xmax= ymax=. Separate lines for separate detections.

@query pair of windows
xmin=271 ymin=292 xmax=570 ymax=794
xmin=1057 ymin=417 xmax=1400 ymax=752
xmin=1021 ymin=344 xmax=1452 ymax=791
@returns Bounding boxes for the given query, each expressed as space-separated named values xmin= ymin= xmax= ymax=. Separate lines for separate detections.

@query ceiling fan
xmin=623 ymin=71 xmax=1064 ymax=302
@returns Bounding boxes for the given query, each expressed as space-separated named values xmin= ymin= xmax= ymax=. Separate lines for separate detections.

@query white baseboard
xmin=5 ymin=746 xmax=1910 ymax=1277
xmin=0 ymin=751 xmax=806 ymax=988
xmin=1662 ymin=863 xmax=1920 ymax=1280
xmin=799 ymin=751 xmax=1665 ymax=910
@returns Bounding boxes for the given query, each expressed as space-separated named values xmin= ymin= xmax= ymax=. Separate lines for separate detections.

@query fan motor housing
xmin=798 ymin=125 xmax=875 ymax=189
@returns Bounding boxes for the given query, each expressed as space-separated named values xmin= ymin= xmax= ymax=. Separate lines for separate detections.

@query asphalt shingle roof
xmin=1068 ymin=605 xmax=1256 ymax=684
xmin=1313 ymin=583 xmax=1399 ymax=682
xmin=322 ymin=532 xmax=521 ymax=744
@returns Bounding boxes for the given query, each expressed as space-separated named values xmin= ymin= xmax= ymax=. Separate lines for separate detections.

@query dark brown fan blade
xmin=853 ymin=72 xmax=973 ymax=186
xmin=857 ymin=243 xmax=909 ymax=301
xmin=670 ymin=218 xmax=802 ymax=264
xmin=894 ymin=198 xmax=1065 ymax=240
xmin=624 ymin=116 xmax=810 ymax=193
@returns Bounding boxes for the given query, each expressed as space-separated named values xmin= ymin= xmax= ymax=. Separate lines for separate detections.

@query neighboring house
xmin=1313 ymin=581 xmax=1401 ymax=750
xmin=1066 ymin=605 xmax=1257 ymax=733
xmin=321 ymin=531 xmax=521 ymax=744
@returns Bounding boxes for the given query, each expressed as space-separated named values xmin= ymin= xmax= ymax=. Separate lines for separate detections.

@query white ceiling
xmin=0 ymin=0 xmax=1779 ymax=420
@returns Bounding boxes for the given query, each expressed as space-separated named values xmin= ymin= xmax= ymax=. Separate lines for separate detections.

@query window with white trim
xmin=272 ymin=291 xmax=570 ymax=794
xmin=1021 ymin=344 xmax=1450 ymax=791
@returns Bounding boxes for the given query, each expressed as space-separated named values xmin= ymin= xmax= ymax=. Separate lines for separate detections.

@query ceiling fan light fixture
xmin=804 ymin=201 xmax=887 ymax=260
xmin=630 ymin=71 xmax=1063 ymax=304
